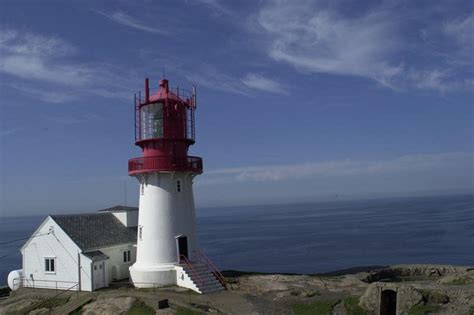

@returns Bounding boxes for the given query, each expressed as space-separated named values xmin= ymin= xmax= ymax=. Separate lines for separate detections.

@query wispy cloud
xmin=257 ymin=2 xmax=402 ymax=88
xmin=0 ymin=30 xmax=94 ymax=86
xmin=182 ymin=65 xmax=288 ymax=96
xmin=0 ymin=127 xmax=24 ymax=137
xmin=202 ymin=152 xmax=473 ymax=184
xmin=184 ymin=64 xmax=250 ymax=95
xmin=192 ymin=0 xmax=231 ymax=16
xmin=444 ymin=13 xmax=473 ymax=46
xmin=44 ymin=113 xmax=100 ymax=125
xmin=255 ymin=1 xmax=472 ymax=92
xmin=96 ymin=11 xmax=168 ymax=35
xmin=4 ymin=82 xmax=77 ymax=103
xmin=241 ymin=73 xmax=287 ymax=94
xmin=0 ymin=29 xmax=136 ymax=102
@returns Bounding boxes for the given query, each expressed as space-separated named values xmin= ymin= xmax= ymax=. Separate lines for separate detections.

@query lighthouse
xmin=128 ymin=78 xmax=224 ymax=293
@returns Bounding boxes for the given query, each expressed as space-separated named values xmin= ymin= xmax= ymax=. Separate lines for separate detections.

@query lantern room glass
xmin=141 ymin=102 xmax=163 ymax=139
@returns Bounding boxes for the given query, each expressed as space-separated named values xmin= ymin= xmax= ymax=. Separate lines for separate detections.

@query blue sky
xmin=0 ymin=0 xmax=473 ymax=216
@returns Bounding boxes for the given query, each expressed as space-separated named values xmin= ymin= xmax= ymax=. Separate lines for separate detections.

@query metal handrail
xmin=12 ymin=278 xmax=78 ymax=291
xmin=196 ymin=251 xmax=226 ymax=289
xmin=179 ymin=254 xmax=204 ymax=288
xmin=33 ymin=282 xmax=79 ymax=311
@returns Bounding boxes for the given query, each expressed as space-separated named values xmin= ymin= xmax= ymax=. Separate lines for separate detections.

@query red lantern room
xmin=128 ymin=78 xmax=203 ymax=175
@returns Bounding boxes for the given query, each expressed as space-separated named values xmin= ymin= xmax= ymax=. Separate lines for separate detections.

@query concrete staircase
xmin=179 ymin=263 xmax=225 ymax=294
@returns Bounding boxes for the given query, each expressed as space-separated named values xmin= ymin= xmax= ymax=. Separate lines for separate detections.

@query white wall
xmin=126 ymin=211 xmax=138 ymax=227
xmin=129 ymin=172 xmax=198 ymax=286
xmin=99 ymin=243 xmax=136 ymax=282
xmin=110 ymin=211 xmax=138 ymax=228
xmin=175 ymin=266 xmax=199 ymax=292
xmin=110 ymin=210 xmax=138 ymax=227
xmin=134 ymin=172 xmax=198 ymax=266
xmin=21 ymin=217 xmax=82 ymax=290
xmin=79 ymin=254 xmax=93 ymax=291
xmin=20 ymin=217 xmax=137 ymax=291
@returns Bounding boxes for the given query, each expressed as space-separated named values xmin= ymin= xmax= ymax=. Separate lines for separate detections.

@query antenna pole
xmin=124 ymin=179 xmax=127 ymax=206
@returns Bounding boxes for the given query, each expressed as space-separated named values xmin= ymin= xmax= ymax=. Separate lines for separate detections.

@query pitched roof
xmin=83 ymin=250 xmax=109 ymax=261
xmin=50 ymin=213 xmax=137 ymax=250
xmin=98 ymin=205 xmax=138 ymax=212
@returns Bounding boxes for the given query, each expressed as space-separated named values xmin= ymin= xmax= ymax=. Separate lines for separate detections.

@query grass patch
xmin=39 ymin=297 xmax=70 ymax=309
xmin=124 ymin=301 xmax=155 ymax=315
xmin=70 ymin=307 xmax=84 ymax=315
xmin=292 ymin=299 xmax=339 ymax=315
xmin=175 ymin=307 xmax=205 ymax=315
xmin=315 ymin=275 xmax=344 ymax=282
xmin=6 ymin=297 xmax=70 ymax=315
xmin=442 ymin=278 xmax=472 ymax=285
xmin=468 ymin=306 xmax=474 ymax=315
xmin=344 ymin=296 xmax=368 ymax=315
xmin=408 ymin=304 xmax=440 ymax=315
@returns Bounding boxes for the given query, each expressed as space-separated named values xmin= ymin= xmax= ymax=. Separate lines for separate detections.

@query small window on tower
xmin=139 ymin=226 xmax=143 ymax=240
xmin=176 ymin=180 xmax=181 ymax=192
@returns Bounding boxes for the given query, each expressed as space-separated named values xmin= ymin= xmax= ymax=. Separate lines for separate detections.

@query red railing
xmin=179 ymin=254 xmax=204 ymax=288
xmin=196 ymin=251 xmax=226 ymax=289
xmin=134 ymin=84 xmax=196 ymax=143
xmin=128 ymin=156 xmax=203 ymax=175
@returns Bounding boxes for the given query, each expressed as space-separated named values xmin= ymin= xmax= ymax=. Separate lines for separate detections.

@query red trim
xmin=128 ymin=156 xmax=203 ymax=175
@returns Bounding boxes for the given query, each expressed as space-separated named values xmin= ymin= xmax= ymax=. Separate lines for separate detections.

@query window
xmin=141 ymin=102 xmax=164 ymax=139
xmin=176 ymin=180 xmax=181 ymax=192
xmin=45 ymin=258 xmax=55 ymax=273
xmin=123 ymin=250 xmax=131 ymax=263
xmin=139 ymin=226 xmax=143 ymax=241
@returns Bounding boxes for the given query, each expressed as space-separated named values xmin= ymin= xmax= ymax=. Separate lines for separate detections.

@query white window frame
xmin=123 ymin=250 xmax=131 ymax=263
xmin=44 ymin=257 xmax=56 ymax=274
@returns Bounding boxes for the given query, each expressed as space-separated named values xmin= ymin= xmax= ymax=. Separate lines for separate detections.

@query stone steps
xmin=180 ymin=264 xmax=225 ymax=294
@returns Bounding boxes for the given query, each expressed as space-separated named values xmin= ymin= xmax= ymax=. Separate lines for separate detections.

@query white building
xmin=8 ymin=78 xmax=226 ymax=294
xmin=8 ymin=205 xmax=138 ymax=292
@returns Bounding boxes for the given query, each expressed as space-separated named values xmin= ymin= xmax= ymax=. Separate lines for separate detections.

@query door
xmin=93 ymin=261 xmax=106 ymax=290
xmin=380 ymin=289 xmax=397 ymax=315
xmin=177 ymin=236 xmax=188 ymax=260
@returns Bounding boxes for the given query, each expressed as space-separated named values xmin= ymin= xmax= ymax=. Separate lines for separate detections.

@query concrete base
xmin=129 ymin=264 xmax=177 ymax=288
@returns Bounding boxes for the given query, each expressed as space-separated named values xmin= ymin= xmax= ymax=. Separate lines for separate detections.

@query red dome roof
xmin=149 ymin=79 xmax=181 ymax=102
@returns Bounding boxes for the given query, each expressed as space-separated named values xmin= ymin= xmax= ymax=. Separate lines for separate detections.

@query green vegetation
xmin=175 ymin=307 xmax=205 ymax=315
xmin=302 ymin=290 xmax=319 ymax=297
xmin=468 ymin=306 xmax=474 ymax=315
xmin=316 ymin=275 xmax=344 ymax=282
xmin=39 ymin=297 xmax=70 ymax=309
xmin=408 ymin=304 xmax=440 ymax=315
xmin=124 ymin=301 xmax=155 ymax=315
xmin=70 ymin=307 xmax=84 ymax=315
xmin=344 ymin=296 xmax=368 ymax=315
xmin=6 ymin=297 xmax=70 ymax=315
xmin=442 ymin=278 xmax=472 ymax=285
xmin=291 ymin=299 xmax=339 ymax=315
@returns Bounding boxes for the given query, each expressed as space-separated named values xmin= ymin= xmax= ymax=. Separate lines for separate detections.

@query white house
xmin=8 ymin=205 xmax=138 ymax=292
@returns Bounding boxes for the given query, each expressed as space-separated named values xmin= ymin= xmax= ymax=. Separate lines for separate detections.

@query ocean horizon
xmin=1 ymin=193 xmax=473 ymax=286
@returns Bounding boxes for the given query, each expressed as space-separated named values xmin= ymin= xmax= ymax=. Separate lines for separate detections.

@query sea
xmin=1 ymin=194 xmax=473 ymax=286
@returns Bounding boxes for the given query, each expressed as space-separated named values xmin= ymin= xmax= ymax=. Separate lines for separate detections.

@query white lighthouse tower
xmin=128 ymin=78 xmax=224 ymax=293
